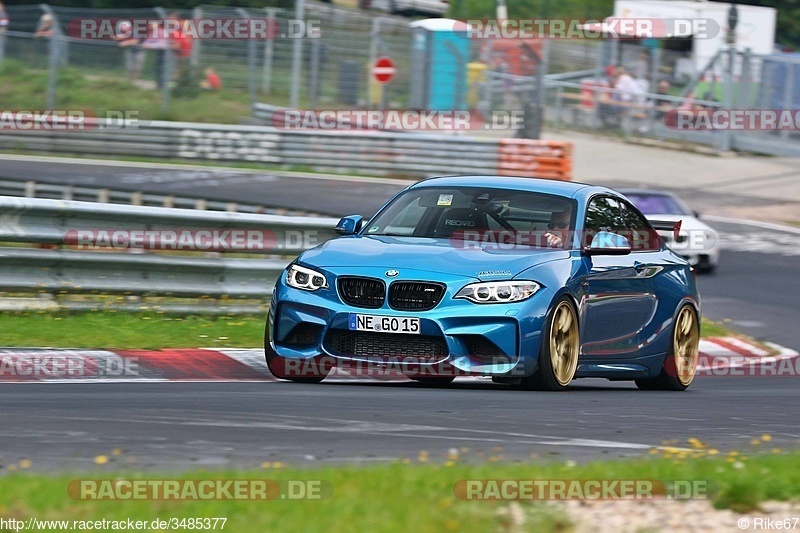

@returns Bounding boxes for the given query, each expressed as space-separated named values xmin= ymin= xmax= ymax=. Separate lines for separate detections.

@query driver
xmin=543 ymin=209 xmax=571 ymax=248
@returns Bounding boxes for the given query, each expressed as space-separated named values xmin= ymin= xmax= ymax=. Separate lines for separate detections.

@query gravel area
xmin=555 ymin=499 xmax=800 ymax=532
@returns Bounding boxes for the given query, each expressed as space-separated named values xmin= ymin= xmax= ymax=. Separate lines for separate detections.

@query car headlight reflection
xmin=286 ymin=264 xmax=328 ymax=291
xmin=455 ymin=281 xmax=540 ymax=304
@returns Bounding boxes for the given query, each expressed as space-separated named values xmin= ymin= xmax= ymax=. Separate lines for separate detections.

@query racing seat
xmin=432 ymin=207 xmax=489 ymax=238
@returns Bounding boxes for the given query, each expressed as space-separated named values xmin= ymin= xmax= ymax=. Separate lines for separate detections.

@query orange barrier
xmin=497 ymin=139 xmax=573 ymax=180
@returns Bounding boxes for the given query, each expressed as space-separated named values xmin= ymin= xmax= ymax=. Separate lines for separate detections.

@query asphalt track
xmin=1 ymin=156 xmax=799 ymax=469
xmin=0 ymin=156 xmax=405 ymax=217
xmin=1 ymin=376 xmax=798 ymax=470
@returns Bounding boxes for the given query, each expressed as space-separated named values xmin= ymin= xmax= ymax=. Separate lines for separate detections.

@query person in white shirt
xmin=614 ymin=67 xmax=639 ymax=102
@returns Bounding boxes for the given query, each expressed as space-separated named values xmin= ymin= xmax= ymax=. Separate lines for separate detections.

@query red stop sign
xmin=373 ymin=56 xmax=396 ymax=84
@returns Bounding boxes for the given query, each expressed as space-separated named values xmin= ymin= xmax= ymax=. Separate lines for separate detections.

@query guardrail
xmin=0 ymin=120 xmax=574 ymax=179
xmin=0 ymin=197 xmax=339 ymax=308
xmin=0 ymin=179 xmax=312 ymax=215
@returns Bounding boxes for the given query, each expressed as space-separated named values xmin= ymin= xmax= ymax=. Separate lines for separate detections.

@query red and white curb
xmin=697 ymin=337 xmax=800 ymax=375
xmin=0 ymin=338 xmax=797 ymax=383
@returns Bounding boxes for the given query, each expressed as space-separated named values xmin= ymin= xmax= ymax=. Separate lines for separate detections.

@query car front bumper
xmin=267 ymin=274 xmax=553 ymax=377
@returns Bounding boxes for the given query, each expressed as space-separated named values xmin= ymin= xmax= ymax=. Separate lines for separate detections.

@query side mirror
xmin=583 ymin=231 xmax=632 ymax=256
xmin=335 ymin=215 xmax=363 ymax=236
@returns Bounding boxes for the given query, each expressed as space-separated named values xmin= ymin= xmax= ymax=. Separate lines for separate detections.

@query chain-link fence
xmin=543 ymin=39 xmax=800 ymax=156
xmin=0 ymin=2 xmax=416 ymax=114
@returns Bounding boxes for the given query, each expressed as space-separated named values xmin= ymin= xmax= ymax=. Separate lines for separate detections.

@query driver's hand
xmin=544 ymin=232 xmax=563 ymax=247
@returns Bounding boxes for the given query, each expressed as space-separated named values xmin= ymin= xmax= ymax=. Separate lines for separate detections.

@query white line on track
xmin=44 ymin=411 xmax=670 ymax=451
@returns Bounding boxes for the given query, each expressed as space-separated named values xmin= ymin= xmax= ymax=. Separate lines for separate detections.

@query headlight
xmin=286 ymin=264 xmax=328 ymax=291
xmin=455 ymin=281 xmax=540 ymax=304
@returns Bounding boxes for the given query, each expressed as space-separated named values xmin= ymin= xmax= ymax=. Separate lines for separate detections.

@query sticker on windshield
xmin=368 ymin=225 xmax=380 ymax=233
xmin=437 ymin=194 xmax=454 ymax=206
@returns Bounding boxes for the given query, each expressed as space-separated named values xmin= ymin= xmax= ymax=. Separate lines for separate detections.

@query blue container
xmin=409 ymin=19 xmax=470 ymax=111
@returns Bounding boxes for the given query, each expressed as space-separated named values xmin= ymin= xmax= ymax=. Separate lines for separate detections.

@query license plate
xmin=348 ymin=314 xmax=420 ymax=334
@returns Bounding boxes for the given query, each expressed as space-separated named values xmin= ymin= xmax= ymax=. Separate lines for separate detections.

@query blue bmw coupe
xmin=265 ymin=176 xmax=701 ymax=391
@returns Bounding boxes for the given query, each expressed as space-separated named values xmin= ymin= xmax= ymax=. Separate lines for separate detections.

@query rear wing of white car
xmin=648 ymin=219 xmax=682 ymax=241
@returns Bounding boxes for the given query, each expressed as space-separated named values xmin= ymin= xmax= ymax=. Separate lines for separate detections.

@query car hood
xmin=300 ymin=235 xmax=570 ymax=280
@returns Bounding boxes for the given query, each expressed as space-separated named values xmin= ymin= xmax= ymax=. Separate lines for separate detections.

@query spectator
xmin=598 ymin=67 xmax=646 ymax=129
xmin=598 ymin=66 xmax=624 ymax=128
xmin=653 ymin=80 xmax=673 ymax=119
xmin=200 ymin=67 xmax=221 ymax=91
xmin=614 ymin=67 xmax=639 ymax=102
xmin=167 ymin=13 xmax=194 ymax=93
xmin=679 ymin=91 xmax=703 ymax=112
xmin=115 ymin=20 xmax=144 ymax=82
xmin=142 ymin=20 xmax=168 ymax=89
xmin=34 ymin=13 xmax=54 ymax=38
xmin=633 ymin=50 xmax=649 ymax=80
xmin=604 ymin=64 xmax=617 ymax=86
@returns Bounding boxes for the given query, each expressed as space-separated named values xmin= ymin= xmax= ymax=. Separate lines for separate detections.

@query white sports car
xmin=617 ymin=189 xmax=720 ymax=273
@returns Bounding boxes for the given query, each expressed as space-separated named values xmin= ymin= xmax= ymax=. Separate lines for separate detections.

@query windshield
xmin=623 ymin=193 xmax=690 ymax=216
xmin=364 ymin=187 xmax=577 ymax=248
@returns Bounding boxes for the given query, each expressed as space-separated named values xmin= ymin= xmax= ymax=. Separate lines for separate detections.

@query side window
xmin=618 ymin=200 xmax=662 ymax=251
xmin=584 ymin=196 xmax=619 ymax=246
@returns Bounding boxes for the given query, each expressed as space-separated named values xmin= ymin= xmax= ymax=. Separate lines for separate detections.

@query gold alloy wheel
xmin=673 ymin=306 xmax=700 ymax=386
xmin=549 ymin=301 xmax=579 ymax=386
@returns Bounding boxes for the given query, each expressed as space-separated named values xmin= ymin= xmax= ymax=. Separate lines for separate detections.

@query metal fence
xmin=0 ymin=196 xmax=338 ymax=309
xmin=0 ymin=4 xmax=610 ymax=118
xmin=0 ymin=3 xmax=416 ymax=113
xmin=541 ymin=41 xmax=800 ymax=156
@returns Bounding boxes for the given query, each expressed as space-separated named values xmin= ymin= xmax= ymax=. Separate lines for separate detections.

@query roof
xmin=410 ymin=175 xmax=594 ymax=198
xmin=409 ymin=18 xmax=471 ymax=32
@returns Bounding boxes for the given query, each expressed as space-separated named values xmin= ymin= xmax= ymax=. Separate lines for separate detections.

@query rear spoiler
xmin=648 ymin=219 xmax=682 ymax=241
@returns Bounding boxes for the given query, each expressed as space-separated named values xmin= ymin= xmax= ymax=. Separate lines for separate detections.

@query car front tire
xmin=519 ymin=296 xmax=579 ymax=391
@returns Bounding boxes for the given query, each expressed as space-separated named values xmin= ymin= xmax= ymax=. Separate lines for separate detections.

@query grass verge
xmin=0 ymin=312 xmax=266 ymax=349
xmin=0 ymin=61 xmax=253 ymax=124
xmin=0 ymin=312 xmax=736 ymax=350
xmin=2 ymin=451 xmax=799 ymax=531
